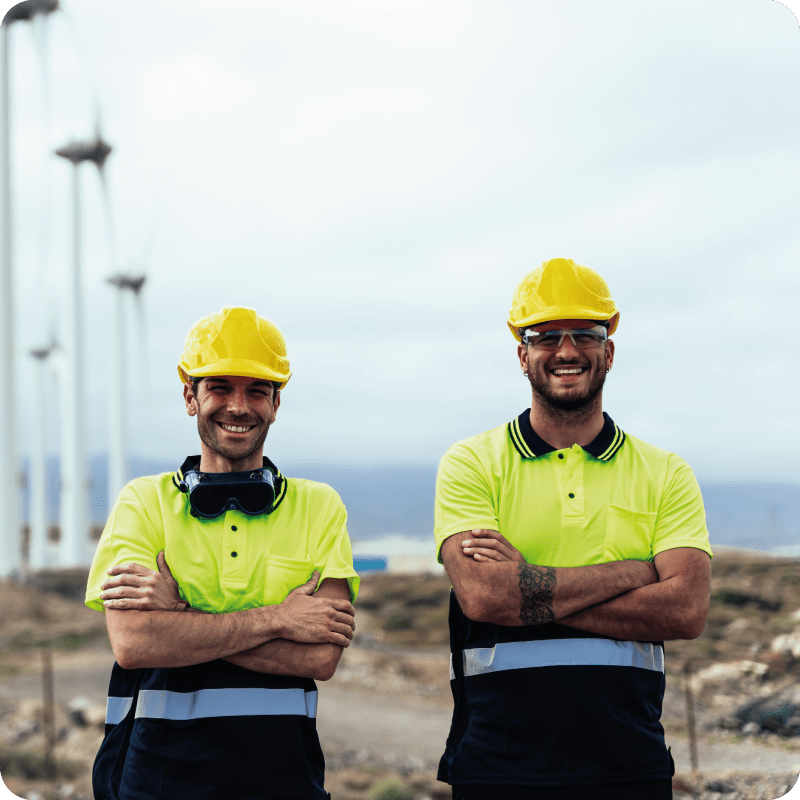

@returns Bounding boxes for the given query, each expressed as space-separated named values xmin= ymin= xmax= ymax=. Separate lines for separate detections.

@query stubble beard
xmin=527 ymin=364 xmax=606 ymax=424
xmin=196 ymin=416 xmax=271 ymax=466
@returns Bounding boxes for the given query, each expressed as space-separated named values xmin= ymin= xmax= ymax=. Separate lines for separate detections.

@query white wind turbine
xmin=106 ymin=273 xmax=146 ymax=503
xmin=53 ymin=130 xmax=112 ymax=567
xmin=1 ymin=0 xmax=60 ymax=576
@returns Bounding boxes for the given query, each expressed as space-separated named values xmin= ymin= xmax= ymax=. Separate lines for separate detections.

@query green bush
xmin=366 ymin=777 xmax=415 ymax=800
xmin=383 ymin=614 xmax=413 ymax=631
xmin=0 ymin=747 xmax=83 ymax=780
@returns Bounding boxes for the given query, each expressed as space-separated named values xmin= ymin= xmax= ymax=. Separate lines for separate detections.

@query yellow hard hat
xmin=507 ymin=257 xmax=619 ymax=341
xmin=178 ymin=307 xmax=292 ymax=389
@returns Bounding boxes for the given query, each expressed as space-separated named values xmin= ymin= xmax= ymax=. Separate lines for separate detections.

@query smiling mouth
xmin=551 ymin=367 xmax=586 ymax=376
xmin=217 ymin=422 xmax=255 ymax=433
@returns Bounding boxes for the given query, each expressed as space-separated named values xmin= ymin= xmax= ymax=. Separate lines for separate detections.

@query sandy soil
xmin=2 ymin=643 xmax=800 ymax=780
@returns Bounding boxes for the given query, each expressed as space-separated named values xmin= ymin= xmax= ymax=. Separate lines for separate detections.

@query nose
xmin=226 ymin=387 xmax=251 ymax=415
xmin=553 ymin=333 xmax=580 ymax=357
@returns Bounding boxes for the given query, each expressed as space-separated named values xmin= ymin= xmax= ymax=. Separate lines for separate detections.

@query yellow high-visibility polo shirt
xmin=86 ymin=457 xmax=359 ymax=613
xmin=434 ymin=410 xmax=712 ymax=789
xmin=434 ymin=410 xmax=712 ymax=566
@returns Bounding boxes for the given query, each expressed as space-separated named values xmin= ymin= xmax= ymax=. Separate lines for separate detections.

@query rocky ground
xmin=1 ymin=550 xmax=800 ymax=799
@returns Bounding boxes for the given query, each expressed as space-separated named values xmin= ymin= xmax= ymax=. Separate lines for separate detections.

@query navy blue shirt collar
xmin=508 ymin=410 xmax=625 ymax=462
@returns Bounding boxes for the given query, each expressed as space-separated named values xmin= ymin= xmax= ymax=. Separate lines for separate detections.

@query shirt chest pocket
xmin=603 ymin=505 xmax=657 ymax=562
xmin=264 ymin=554 xmax=313 ymax=606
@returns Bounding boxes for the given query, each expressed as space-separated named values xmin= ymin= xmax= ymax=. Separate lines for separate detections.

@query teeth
xmin=221 ymin=424 xmax=251 ymax=433
xmin=553 ymin=368 xmax=584 ymax=375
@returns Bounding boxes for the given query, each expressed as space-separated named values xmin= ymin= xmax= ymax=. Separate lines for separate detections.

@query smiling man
xmin=434 ymin=258 xmax=712 ymax=799
xmin=85 ymin=307 xmax=358 ymax=800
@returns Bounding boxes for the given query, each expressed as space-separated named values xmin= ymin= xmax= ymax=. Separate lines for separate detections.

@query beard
xmin=196 ymin=415 xmax=271 ymax=466
xmin=527 ymin=363 xmax=606 ymax=416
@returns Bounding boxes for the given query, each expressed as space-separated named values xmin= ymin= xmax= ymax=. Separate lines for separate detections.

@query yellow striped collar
xmin=508 ymin=411 xmax=626 ymax=462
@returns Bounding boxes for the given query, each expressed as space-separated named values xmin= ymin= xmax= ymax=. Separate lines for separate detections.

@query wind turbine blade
xmin=95 ymin=160 xmax=117 ymax=273
xmin=133 ymin=287 xmax=150 ymax=394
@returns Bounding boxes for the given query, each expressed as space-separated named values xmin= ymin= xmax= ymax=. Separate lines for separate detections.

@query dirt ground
xmin=2 ymin=559 xmax=800 ymax=799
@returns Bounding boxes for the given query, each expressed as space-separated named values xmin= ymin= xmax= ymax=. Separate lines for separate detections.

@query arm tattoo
xmin=518 ymin=563 xmax=556 ymax=625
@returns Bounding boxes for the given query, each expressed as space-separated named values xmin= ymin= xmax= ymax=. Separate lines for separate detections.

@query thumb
xmin=157 ymin=551 xmax=175 ymax=581
xmin=298 ymin=570 xmax=320 ymax=595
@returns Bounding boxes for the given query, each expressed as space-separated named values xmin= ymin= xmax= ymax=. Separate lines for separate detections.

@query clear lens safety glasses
xmin=522 ymin=325 xmax=608 ymax=351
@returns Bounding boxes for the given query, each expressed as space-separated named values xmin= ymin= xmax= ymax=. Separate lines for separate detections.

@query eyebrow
xmin=204 ymin=378 xmax=273 ymax=388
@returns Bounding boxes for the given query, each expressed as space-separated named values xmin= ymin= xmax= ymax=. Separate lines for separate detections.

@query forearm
xmin=106 ymin=605 xmax=285 ymax=669
xmin=444 ymin=532 xmax=656 ymax=626
xmin=558 ymin=575 xmax=708 ymax=641
xmin=225 ymin=639 xmax=344 ymax=681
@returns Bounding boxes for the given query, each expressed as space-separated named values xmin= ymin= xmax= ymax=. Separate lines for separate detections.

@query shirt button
xmin=231 ymin=551 xmax=238 ymax=558
xmin=558 ymin=454 xmax=564 ymax=459
xmin=231 ymin=525 xmax=238 ymax=531
xmin=568 ymin=493 xmax=575 ymax=499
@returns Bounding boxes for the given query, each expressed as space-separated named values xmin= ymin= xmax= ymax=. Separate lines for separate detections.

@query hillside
xmin=1 ymin=550 xmax=799 ymax=799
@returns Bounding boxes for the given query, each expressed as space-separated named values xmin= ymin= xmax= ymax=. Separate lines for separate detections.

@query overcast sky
xmin=4 ymin=0 xmax=800 ymax=485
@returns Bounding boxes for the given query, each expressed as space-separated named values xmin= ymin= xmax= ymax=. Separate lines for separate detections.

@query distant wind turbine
xmin=54 ymin=129 xmax=112 ymax=567
xmin=106 ymin=273 xmax=146 ymax=502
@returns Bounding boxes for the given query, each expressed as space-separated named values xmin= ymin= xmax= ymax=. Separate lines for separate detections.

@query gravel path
xmin=2 ymin=648 xmax=799 ymax=780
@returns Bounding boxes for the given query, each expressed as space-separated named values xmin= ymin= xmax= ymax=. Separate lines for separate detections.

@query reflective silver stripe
xmin=133 ymin=688 xmax=319 ymax=720
xmin=462 ymin=639 xmax=664 ymax=677
xmin=449 ymin=653 xmax=455 ymax=681
xmin=106 ymin=696 xmax=134 ymax=725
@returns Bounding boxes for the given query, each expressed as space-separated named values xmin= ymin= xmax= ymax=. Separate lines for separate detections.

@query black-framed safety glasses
xmin=179 ymin=468 xmax=277 ymax=518
xmin=522 ymin=325 xmax=608 ymax=351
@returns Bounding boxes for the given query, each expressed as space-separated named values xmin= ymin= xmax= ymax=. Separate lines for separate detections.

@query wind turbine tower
xmin=1 ymin=0 xmax=60 ymax=575
xmin=106 ymin=273 xmax=146 ymax=503
xmin=28 ymin=342 xmax=56 ymax=569
xmin=54 ymin=132 xmax=112 ymax=566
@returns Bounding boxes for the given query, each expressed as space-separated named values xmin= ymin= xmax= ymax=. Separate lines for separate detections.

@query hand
xmin=461 ymin=529 xmax=525 ymax=563
xmin=101 ymin=551 xmax=188 ymax=612
xmin=274 ymin=571 xmax=356 ymax=647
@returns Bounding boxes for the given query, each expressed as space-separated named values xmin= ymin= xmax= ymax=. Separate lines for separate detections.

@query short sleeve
xmin=652 ymin=458 xmax=713 ymax=559
xmin=311 ymin=489 xmax=360 ymax=602
xmin=433 ymin=442 xmax=500 ymax=563
xmin=84 ymin=481 xmax=165 ymax=612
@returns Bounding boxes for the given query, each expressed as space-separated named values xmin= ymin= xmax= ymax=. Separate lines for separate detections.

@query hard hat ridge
xmin=178 ymin=306 xmax=292 ymax=388
xmin=507 ymin=257 xmax=619 ymax=341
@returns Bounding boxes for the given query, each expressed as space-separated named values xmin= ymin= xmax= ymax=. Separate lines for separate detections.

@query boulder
xmin=771 ymin=630 xmax=800 ymax=659
xmin=691 ymin=660 xmax=767 ymax=694
xmin=735 ymin=684 xmax=800 ymax=736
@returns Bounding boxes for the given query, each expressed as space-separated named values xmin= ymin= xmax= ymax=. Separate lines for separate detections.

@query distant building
xmin=351 ymin=534 xmax=444 ymax=574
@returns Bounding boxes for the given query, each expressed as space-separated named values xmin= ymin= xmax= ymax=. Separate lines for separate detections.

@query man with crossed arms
xmin=87 ymin=307 xmax=357 ymax=800
xmin=434 ymin=258 xmax=712 ymax=799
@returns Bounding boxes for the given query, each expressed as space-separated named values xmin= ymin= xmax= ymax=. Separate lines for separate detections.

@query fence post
xmin=683 ymin=659 xmax=699 ymax=776
xmin=41 ymin=647 xmax=56 ymax=779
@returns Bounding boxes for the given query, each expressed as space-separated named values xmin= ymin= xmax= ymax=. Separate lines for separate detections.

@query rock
xmin=771 ymin=630 xmax=800 ymax=659
xmin=724 ymin=618 xmax=750 ymax=635
xmin=735 ymin=683 xmax=800 ymax=735
xmin=66 ymin=696 xmax=106 ymax=729
xmin=742 ymin=721 xmax=761 ymax=735
xmin=716 ymin=715 xmax=742 ymax=731
xmin=705 ymin=779 xmax=734 ymax=793
xmin=66 ymin=696 xmax=91 ymax=727
xmin=691 ymin=660 xmax=767 ymax=694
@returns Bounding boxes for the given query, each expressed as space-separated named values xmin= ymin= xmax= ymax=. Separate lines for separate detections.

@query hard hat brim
xmin=178 ymin=360 xmax=291 ymax=389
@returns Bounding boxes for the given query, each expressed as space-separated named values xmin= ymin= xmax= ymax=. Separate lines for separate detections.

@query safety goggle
xmin=179 ymin=468 xmax=277 ymax=518
xmin=522 ymin=325 xmax=608 ymax=351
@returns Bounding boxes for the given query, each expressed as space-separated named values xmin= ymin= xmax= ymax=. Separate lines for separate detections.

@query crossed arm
xmin=101 ymin=554 xmax=355 ymax=681
xmin=441 ymin=529 xmax=711 ymax=640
